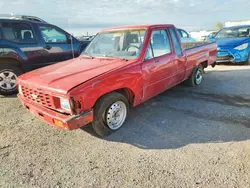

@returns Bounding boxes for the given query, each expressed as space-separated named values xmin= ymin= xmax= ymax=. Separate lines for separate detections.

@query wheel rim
xmin=106 ymin=101 xmax=127 ymax=130
xmin=195 ymin=69 xmax=203 ymax=85
xmin=0 ymin=71 xmax=17 ymax=90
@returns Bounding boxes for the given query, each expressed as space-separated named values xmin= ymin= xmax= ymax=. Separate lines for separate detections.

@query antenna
xmin=68 ymin=19 xmax=75 ymax=58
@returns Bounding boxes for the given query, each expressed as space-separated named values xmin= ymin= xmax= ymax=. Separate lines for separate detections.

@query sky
xmin=1 ymin=0 xmax=250 ymax=36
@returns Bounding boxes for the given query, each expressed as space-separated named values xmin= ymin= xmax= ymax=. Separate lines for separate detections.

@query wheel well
xmin=114 ymin=88 xmax=135 ymax=106
xmin=200 ymin=61 xmax=208 ymax=68
xmin=94 ymin=88 xmax=135 ymax=108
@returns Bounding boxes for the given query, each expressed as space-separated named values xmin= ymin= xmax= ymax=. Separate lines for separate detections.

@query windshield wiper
xmin=81 ymin=52 xmax=94 ymax=59
xmin=103 ymin=54 xmax=128 ymax=61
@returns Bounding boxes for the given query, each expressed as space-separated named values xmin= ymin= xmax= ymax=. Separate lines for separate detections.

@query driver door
xmin=141 ymin=29 xmax=176 ymax=101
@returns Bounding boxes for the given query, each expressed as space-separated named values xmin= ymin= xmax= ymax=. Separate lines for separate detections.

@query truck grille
xmin=21 ymin=86 xmax=55 ymax=109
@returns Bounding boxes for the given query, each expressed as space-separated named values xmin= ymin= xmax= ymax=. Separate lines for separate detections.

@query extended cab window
xmin=146 ymin=29 xmax=171 ymax=59
xmin=2 ymin=22 xmax=36 ymax=43
xmin=39 ymin=26 xmax=67 ymax=43
xmin=169 ymin=28 xmax=182 ymax=56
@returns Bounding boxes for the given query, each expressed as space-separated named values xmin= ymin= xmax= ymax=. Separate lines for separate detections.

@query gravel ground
xmin=1 ymin=65 xmax=250 ymax=188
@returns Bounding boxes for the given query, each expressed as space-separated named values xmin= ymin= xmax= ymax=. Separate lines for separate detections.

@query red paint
xmin=17 ymin=24 xmax=217 ymax=130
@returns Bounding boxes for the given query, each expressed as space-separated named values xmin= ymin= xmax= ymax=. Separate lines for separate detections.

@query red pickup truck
xmin=17 ymin=24 xmax=217 ymax=136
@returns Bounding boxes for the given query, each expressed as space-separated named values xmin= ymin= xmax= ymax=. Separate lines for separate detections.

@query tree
xmin=215 ymin=22 xmax=223 ymax=30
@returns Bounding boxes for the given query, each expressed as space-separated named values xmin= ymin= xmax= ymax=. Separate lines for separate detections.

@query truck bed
xmin=182 ymin=41 xmax=214 ymax=50
xmin=183 ymin=41 xmax=217 ymax=70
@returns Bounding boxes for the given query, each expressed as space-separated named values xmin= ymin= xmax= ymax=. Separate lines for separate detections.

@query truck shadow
xmin=82 ymin=68 xmax=250 ymax=150
xmin=0 ymin=94 xmax=17 ymax=98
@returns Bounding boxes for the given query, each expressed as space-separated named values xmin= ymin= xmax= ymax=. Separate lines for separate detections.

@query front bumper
xmin=18 ymin=94 xmax=93 ymax=130
xmin=216 ymin=48 xmax=249 ymax=63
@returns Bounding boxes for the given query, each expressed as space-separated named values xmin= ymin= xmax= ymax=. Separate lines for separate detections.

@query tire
xmin=244 ymin=53 xmax=250 ymax=65
xmin=0 ymin=64 xmax=23 ymax=96
xmin=186 ymin=65 xmax=204 ymax=87
xmin=92 ymin=92 xmax=129 ymax=137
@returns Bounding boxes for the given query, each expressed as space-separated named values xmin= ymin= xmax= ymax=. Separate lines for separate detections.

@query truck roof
xmin=101 ymin=24 xmax=175 ymax=32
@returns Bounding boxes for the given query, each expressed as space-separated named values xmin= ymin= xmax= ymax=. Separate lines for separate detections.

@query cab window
xmin=2 ymin=22 xmax=36 ymax=43
xmin=39 ymin=26 xmax=68 ymax=43
xmin=145 ymin=29 xmax=171 ymax=59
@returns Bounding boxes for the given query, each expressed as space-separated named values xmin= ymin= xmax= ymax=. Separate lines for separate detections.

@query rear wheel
xmin=186 ymin=65 xmax=204 ymax=87
xmin=0 ymin=64 xmax=22 ymax=96
xmin=92 ymin=92 xmax=129 ymax=137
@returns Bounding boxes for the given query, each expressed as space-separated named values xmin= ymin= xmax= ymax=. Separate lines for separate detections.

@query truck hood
xmin=18 ymin=57 xmax=133 ymax=94
xmin=213 ymin=37 xmax=249 ymax=48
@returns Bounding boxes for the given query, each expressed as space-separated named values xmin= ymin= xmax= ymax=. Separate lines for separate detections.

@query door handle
xmin=44 ymin=45 xmax=52 ymax=50
xmin=155 ymin=60 xmax=160 ymax=63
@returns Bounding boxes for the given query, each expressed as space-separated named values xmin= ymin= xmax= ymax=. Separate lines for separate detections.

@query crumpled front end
xmin=17 ymin=83 xmax=94 ymax=130
xmin=216 ymin=47 xmax=249 ymax=63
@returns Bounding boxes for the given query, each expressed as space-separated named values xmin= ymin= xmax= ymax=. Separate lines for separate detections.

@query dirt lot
xmin=1 ymin=65 xmax=250 ymax=188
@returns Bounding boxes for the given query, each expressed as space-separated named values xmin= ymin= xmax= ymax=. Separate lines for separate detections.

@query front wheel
xmin=185 ymin=65 xmax=204 ymax=87
xmin=92 ymin=92 xmax=129 ymax=137
xmin=0 ymin=64 xmax=23 ymax=96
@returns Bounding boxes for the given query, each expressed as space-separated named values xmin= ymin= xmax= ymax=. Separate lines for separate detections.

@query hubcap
xmin=195 ymin=69 xmax=203 ymax=85
xmin=0 ymin=71 xmax=17 ymax=90
xmin=106 ymin=101 xmax=127 ymax=130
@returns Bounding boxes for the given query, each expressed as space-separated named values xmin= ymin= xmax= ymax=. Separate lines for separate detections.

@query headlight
xmin=60 ymin=98 xmax=71 ymax=111
xmin=234 ymin=43 xmax=249 ymax=50
xmin=18 ymin=85 xmax=23 ymax=95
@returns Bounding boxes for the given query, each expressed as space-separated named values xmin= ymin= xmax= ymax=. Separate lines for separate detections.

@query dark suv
xmin=0 ymin=15 xmax=90 ymax=95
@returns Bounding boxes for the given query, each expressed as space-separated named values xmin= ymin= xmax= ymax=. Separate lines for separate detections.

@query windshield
xmin=82 ymin=29 xmax=147 ymax=59
xmin=215 ymin=26 xmax=250 ymax=38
